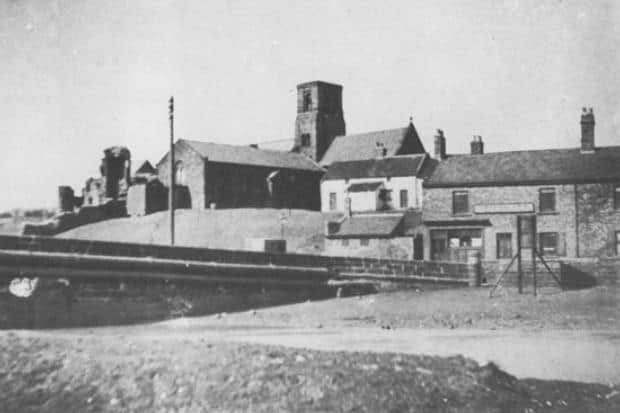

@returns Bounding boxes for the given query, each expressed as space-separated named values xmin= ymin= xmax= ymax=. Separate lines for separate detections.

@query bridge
xmin=0 ymin=235 xmax=473 ymax=287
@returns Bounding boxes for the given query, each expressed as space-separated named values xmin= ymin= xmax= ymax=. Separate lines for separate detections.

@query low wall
xmin=0 ymin=235 xmax=475 ymax=286
xmin=482 ymin=257 xmax=618 ymax=288
xmin=327 ymin=256 xmax=473 ymax=284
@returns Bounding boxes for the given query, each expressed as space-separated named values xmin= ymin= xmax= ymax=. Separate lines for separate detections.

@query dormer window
xmin=303 ymin=90 xmax=312 ymax=111
xmin=301 ymin=133 xmax=311 ymax=146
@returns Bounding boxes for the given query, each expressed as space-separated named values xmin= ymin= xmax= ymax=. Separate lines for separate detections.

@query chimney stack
xmin=580 ymin=107 xmax=595 ymax=153
xmin=434 ymin=129 xmax=446 ymax=160
xmin=470 ymin=135 xmax=484 ymax=155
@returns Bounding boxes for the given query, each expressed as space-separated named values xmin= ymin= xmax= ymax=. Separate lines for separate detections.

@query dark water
xmin=0 ymin=276 xmax=377 ymax=329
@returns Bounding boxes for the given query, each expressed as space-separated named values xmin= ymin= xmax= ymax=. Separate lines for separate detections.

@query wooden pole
xmin=517 ymin=216 xmax=523 ymax=294
xmin=169 ymin=97 xmax=175 ymax=246
xmin=532 ymin=216 xmax=537 ymax=296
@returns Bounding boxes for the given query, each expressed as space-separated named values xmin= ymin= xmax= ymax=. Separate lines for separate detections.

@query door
xmin=413 ymin=234 xmax=424 ymax=260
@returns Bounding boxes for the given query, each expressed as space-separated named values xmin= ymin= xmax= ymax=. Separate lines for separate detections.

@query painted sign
xmin=473 ymin=203 xmax=534 ymax=214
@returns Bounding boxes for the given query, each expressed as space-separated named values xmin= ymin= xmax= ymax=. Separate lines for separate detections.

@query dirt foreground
xmin=2 ymin=285 xmax=619 ymax=412
xmin=1 ymin=330 xmax=619 ymax=413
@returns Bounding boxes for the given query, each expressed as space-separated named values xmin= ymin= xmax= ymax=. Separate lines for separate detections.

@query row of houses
xmin=57 ymin=81 xmax=620 ymax=269
xmin=323 ymin=107 xmax=620 ymax=269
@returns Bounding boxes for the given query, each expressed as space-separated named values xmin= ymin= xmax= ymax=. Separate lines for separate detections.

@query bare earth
xmin=1 ymin=284 xmax=619 ymax=412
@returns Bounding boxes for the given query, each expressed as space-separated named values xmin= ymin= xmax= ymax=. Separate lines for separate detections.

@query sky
xmin=1 ymin=0 xmax=619 ymax=210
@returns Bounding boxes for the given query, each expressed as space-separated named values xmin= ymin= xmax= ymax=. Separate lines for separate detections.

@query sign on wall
xmin=473 ymin=203 xmax=534 ymax=214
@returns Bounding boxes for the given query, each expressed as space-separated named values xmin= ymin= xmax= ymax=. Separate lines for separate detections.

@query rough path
xmin=161 ymin=321 xmax=620 ymax=384
xmin=35 ymin=319 xmax=620 ymax=384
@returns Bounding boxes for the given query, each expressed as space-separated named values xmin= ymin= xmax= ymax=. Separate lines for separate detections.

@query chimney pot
xmin=470 ymin=135 xmax=484 ymax=155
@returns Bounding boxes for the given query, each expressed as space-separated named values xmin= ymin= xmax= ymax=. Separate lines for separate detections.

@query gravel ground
xmin=1 ymin=332 xmax=619 ymax=413
xmin=210 ymin=284 xmax=620 ymax=331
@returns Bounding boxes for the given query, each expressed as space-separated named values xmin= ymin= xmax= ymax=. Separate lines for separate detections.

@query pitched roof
xmin=323 ymin=154 xmax=429 ymax=180
xmin=347 ymin=182 xmax=384 ymax=192
xmin=424 ymin=146 xmax=620 ymax=188
xmin=134 ymin=160 xmax=156 ymax=175
xmin=319 ymin=122 xmax=425 ymax=165
xmin=179 ymin=139 xmax=324 ymax=172
xmin=328 ymin=213 xmax=404 ymax=238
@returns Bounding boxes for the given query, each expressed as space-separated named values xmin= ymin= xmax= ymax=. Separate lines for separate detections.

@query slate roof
xmin=327 ymin=213 xmax=404 ymax=239
xmin=323 ymin=154 xmax=430 ymax=180
xmin=320 ymin=123 xmax=424 ymax=165
xmin=424 ymin=146 xmax=620 ymax=188
xmin=347 ymin=182 xmax=384 ymax=192
xmin=179 ymin=139 xmax=324 ymax=172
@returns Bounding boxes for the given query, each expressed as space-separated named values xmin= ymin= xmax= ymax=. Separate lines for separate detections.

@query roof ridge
xmin=333 ymin=126 xmax=408 ymax=140
xmin=182 ymin=138 xmax=293 ymax=154
xmin=331 ymin=154 xmax=427 ymax=165
xmin=446 ymin=145 xmax=620 ymax=159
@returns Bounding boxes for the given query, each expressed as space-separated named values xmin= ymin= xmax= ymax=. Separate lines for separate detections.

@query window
xmin=360 ymin=239 xmax=369 ymax=246
xmin=301 ymin=133 xmax=311 ymax=147
xmin=496 ymin=233 xmax=513 ymax=259
xmin=303 ymin=90 xmax=312 ymax=111
xmin=452 ymin=191 xmax=469 ymax=215
xmin=379 ymin=189 xmax=393 ymax=210
xmin=616 ymin=232 xmax=620 ymax=255
xmin=341 ymin=239 xmax=349 ymax=247
xmin=175 ymin=161 xmax=186 ymax=185
xmin=539 ymin=232 xmax=558 ymax=255
xmin=399 ymin=190 xmax=408 ymax=209
xmin=430 ymin=229 xmax=482 ymax=262
xmin=539 ymin=188 xmax=556 ymax=212
xmin=614 ymin=185 xmax=620 ymax=210
xmin=379 ymin=189 xmax=392 ymax=201
xmin=329 ymin=192 xmax=337 ymax=211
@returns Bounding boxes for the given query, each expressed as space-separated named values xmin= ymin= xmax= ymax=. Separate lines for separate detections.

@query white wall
xmin=321 ymin=176 xmax=423 ymax=213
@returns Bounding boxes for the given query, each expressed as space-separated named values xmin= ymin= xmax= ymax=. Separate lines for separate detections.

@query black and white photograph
xmin=1 ymin=0 xmax=620 ymax=411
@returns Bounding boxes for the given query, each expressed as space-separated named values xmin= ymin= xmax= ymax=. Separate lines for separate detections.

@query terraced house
xmin=421 ymin=109 xmax=620 ymax=269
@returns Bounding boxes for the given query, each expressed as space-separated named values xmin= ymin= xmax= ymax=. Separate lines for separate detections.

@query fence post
xmin=467 ymin=250 xmax=481 ymax=287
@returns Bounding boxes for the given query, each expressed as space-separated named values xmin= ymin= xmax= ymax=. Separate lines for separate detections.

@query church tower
xmin=293 ymin=81 xmax=346 ymax=162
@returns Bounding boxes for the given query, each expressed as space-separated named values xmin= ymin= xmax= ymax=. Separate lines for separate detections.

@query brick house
xmin=156 ymin=139 xmax=325 ymax=210
xmin=421 ymin=109 xmax=620 ymax=269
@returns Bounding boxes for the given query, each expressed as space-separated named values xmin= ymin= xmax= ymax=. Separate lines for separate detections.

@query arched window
xmin=175 ymin=161 xmax=186 ymax=185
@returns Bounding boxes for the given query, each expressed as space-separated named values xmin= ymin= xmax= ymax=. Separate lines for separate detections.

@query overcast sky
xmin=1 ymin=0 xmax=619 ymax=210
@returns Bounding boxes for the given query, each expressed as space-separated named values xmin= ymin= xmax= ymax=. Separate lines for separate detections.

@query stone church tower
xmin=293 ymin=81 xmax=346 ymax=162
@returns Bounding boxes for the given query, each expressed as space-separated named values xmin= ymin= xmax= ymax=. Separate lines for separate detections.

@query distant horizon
xmin=3 ymin=0 xmax=619 ymax=210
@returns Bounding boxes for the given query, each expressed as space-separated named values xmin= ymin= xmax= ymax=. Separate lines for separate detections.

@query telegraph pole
xmin=169 ymin=96 xmax=175 ymax=246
